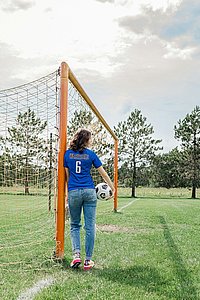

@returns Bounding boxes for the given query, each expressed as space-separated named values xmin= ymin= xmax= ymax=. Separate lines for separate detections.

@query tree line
xmin=0 ymin=106 xmax=199 ymax=198
xmin=115 ymin=106 xmax=200 ymax=199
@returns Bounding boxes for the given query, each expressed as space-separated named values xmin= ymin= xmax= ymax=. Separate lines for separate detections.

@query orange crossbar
xmin=69 ymin=68 xmax=118 ymax=211
xmin=68 ymin=69 xmax=118 ymax=141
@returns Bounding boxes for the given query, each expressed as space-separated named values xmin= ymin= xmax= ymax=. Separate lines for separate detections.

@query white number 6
xmin=76 ymin=161 xmax=81 ymax=173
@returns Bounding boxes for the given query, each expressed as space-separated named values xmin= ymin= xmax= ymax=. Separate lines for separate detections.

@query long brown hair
xmin=69 ymin=129 xmax=91 ymax=151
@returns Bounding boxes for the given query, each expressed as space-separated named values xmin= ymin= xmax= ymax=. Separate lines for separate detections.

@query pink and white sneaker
xmin=84 ymin=259 xmax=94 ymax=271
xmin=70 ymin=253 xmax=81 ymax=268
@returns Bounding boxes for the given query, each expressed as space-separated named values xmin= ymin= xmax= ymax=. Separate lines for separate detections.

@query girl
xmin=64 ymin=129 xmax=114 ymax=270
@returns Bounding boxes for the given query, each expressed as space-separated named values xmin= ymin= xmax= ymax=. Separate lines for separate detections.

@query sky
xmin=0 ymin=0 xmax=199 ymax=152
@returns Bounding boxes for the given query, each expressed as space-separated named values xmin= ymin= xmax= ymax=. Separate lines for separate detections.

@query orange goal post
xmin=56 ymin=62 xmax=118 ymax=259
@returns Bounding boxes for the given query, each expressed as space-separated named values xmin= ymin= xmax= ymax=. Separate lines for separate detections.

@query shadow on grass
xmin=158 ymin=215 xmax=198 ymax=300
xmin=94 ymin=216 xmax=198 ymax=300
xmin=96 ymin=265 xmax=173 ymax=299
xmin=96 ymin=262 xmax=197 ymax=300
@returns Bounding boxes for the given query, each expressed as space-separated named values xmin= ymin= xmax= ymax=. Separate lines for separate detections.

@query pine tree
xmin=6 ymin=108 xmax=48 ymax=194
xmin=174 ymin=106 xmax=200 ymax=198
xmin=114 ymin=109 xmax=162 ymax=197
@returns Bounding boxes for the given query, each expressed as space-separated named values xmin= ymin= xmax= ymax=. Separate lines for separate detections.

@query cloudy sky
xmin=0 ymin=0 xmax=199 ymax=152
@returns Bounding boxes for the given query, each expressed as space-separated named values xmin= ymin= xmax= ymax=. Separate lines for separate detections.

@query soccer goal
xmin=0 ymin=62 xmax=118 ymax=263
xmin=56 ymin=62 xmax=118 ymax=258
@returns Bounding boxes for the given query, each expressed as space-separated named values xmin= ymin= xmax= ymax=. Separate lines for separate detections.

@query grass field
xmin=0 ymin=188 xmax=200 ymax=300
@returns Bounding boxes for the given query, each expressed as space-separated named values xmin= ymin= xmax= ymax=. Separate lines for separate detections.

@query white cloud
xmin=163 ymin=44 xmax=195 ymax=60
xmin=0 ymin=0 xmax=120 ymax=60
xmin=0 ymin=0 xmax=35 ymax=12
xmin=0 ymin=0 xmax=199 ymax=152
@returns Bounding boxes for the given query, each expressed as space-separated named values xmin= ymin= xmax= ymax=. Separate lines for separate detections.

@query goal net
xmin=0 ymin=71 xmax=59 ymax=268
xmin=0 ymin=62 xmax=118 ymax=265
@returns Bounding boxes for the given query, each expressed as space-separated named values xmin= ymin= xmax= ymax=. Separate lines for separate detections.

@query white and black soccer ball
xmin=95 ymin=183 xmax=113 ymax=201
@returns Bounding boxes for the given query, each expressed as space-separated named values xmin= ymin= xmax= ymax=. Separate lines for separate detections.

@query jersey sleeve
xmin=92 ymin=151 xmax=102 ymax=168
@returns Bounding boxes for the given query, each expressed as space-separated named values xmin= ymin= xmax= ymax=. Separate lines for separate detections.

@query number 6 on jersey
xmin=76 ymin=161 xmax=81 ymax=173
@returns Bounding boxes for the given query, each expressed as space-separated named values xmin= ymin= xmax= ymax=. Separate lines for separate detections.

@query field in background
xmin=0 ymin=188 xmax=200 ymax=300
xmin=118 ymin=187 xmax=197 ymax=199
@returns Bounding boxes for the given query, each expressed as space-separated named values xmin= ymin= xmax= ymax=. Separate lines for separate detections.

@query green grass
xmin=0 ymin=188 xmax=200 ymax=300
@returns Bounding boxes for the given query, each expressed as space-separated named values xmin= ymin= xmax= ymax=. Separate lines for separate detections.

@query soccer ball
xmin=95 ymin=183 xmax=113 ymax=201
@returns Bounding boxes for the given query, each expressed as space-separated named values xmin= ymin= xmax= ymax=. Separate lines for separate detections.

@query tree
xmin=118 ymin=162 xmax=132 ymax=187
xmin=174 ymin=106 xmax=200 ymax=198
xmin=150 ymin=148 xmax=188 ymax=188
xmin=5 ymin=108 xmax=48 ymax=194
xmin=118 ymin=162 xmax=151 ymax=187
xmin=114 ymin=109 xmax=162 ymax=197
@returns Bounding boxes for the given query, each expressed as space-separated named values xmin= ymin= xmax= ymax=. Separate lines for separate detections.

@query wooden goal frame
xmin=55 ymin=62 xmax=118 ymax=258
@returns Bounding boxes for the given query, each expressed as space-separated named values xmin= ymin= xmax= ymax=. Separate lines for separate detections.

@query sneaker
xmin=70 ymin=253 xmax=81 ymax=268
xmin=84 ymin=259 xmax=94 ymax=271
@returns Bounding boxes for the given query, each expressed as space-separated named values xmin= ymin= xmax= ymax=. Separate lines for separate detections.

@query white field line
xmin=118 ymin=199 xmax=139 ymax=212
xmin=17 ymin=277 xmax=54 ymax=300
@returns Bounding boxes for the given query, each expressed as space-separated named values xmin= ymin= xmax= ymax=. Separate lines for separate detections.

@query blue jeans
xmin=68 ymin=188 xmax=97 ymax=260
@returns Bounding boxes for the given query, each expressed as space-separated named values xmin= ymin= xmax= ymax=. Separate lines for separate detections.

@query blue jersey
xmin=64 ymin=148 xmax=102 ymax=191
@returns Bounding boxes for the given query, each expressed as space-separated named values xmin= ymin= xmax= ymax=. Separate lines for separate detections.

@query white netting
xmin=68 ymin=79 xmax=115 ymax=185
xmin=0 ymin=71 xmax=59 ymax=267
